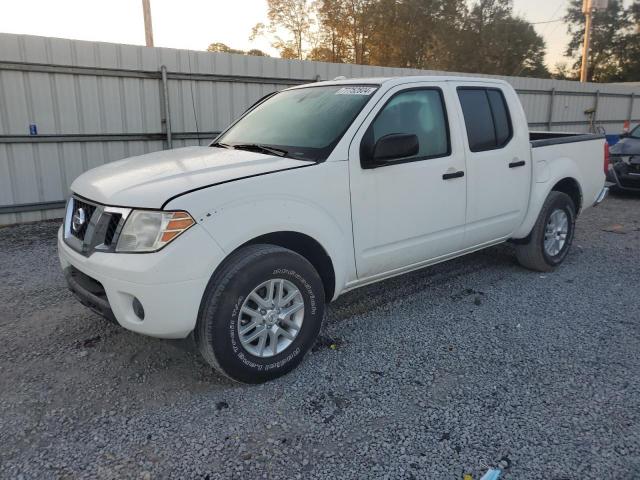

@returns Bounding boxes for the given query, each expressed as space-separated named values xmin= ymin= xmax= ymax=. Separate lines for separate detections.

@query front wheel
xmin=195 ymin=244 xmax=325 ymax=383
xmin=515 ymin=191 xmax=576 ymax=272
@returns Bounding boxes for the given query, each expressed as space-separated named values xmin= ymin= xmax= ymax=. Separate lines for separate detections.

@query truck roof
xmin=290 ymin=75 xmax=511 ymax=90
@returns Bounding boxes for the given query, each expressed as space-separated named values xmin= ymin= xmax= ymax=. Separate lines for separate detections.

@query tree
xmin=251 ymin=0 xmax=314 ymax=60
xmin=314 ymin=0 xmax=464 ymax=67
xmin=564 ymin=0 xmax=639 ymax=82
xmin=246 ymin=49 xmax=271 ymax=57
xmin=252 ymin=0 xmax=550 ymax=77
xmin=312 ymin=0 xmax=352 ymax=62
xmin=364 ymin=0 xmax=469 ymax=69
xmin=307 ymin=46 xmax=337 ymax=61
xmin=615 ymin=3 xmax=640 ymax=81
xmin=206 ymin=42 xmax=245 ymax=54
xmin=455 ymin=0 xmax=548 ymax=77
xmin=552 ymin=61 xmax=578 ymax=80
xmin=206 ymin=43 xmax=270 ymax=57
xmin=340 ymin=0 xmax=377 ymax=64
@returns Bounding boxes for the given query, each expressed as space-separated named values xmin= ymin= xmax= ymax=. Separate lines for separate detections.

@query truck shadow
xmin=327 ymin=242 xmax=517 ymax=322
xmin=159 ymin=243 xmax=519 ymax=385
xmin=170 ymin=243 xmax=519 ymax=379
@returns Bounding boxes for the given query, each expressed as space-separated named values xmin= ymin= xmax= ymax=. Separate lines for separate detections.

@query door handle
xmin=442 ymin=170 xmax=465 ymax=180
xmin=509 ymin=160 xmax=526 ymax=168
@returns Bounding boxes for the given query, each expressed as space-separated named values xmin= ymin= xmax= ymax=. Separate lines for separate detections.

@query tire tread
xmin=195 ymin=244 xmax=321 ymax=383
xmin=515 ymin=191 xmax=575 ymax=272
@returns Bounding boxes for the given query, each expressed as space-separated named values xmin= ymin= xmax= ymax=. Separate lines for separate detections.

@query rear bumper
xmin=593 ymin=185 xmax=609 ymax=206
xmin=58 ymin=225 xmax=225 ymax=339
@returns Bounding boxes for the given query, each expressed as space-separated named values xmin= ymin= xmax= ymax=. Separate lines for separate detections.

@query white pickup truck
xmin=58 ymin=76 xmax=608 ymax=383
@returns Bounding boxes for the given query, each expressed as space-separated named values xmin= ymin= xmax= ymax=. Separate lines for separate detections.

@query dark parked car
xmin=608 ymin=124 xmax=640 ymax=191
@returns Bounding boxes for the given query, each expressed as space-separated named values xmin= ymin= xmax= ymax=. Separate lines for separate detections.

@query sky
xmin=0 ymin=0 xmax=630 ymax=72
xmin=512 ymin=0 xmax=573 ymax=69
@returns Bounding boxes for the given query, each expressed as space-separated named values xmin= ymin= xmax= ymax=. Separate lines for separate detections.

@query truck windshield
xmin=214 ymin=85 xmax=378 ymax=161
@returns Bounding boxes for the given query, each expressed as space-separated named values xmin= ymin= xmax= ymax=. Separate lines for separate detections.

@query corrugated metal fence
xmin=1 ymin=33 xmax=639 ymax=225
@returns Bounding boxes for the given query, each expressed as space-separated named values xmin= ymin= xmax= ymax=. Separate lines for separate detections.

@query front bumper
xmin=58 ymin=225 xmax=225 ymax=338
xmin=64 ymin=265 xmax=117 ymax=324
xmin=607 ymin=161 xmax=640 ymax=192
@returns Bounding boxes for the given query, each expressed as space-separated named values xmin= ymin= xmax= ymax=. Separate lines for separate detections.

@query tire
xmin=515 ymin=191 xmax=576 ymax=272
xmin=195 ymin=244 xmax=325 ymax=383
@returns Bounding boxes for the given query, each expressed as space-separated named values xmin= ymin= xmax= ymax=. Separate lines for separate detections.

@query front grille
xmin=70 ymin=199 xmax=97 ymax=241
xmin=64 ymin=196 xmax=129 ymax=256
xmin=620 ymin=175 xmax=640 ymax=188
xmin=104 ymin=213 xmax=122 ymax=246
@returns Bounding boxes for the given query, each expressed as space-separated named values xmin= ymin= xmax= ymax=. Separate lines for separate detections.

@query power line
xmin=512 ymin=1 xmax=568 ymax=76
xmin=530 ymin=18 xmax=564 ymax=25
xmin=537 ymin=0 xmax=568 ymax=35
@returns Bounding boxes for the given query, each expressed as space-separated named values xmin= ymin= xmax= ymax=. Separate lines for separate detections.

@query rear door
xmin=452 ymin=83 xmax=531 ymax=246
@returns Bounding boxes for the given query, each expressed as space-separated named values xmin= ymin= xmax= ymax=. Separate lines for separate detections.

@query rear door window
xmin=487 ymin=89 xmax=512 ymax=147
xmin=457 ymin=88 xmax=513 ymax=152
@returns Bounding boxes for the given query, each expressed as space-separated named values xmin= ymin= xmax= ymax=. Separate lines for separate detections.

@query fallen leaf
xmin=603 ymin=224 xmax=626 ymax=234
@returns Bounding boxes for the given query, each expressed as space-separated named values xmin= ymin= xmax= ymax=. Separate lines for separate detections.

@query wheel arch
xmin=512 ymin=159 xmax=585 ymax=240
xmin=551 ymin=177 xmax=583 ymax=213
xmin=228 ymin=231 xmax=337 ymax=302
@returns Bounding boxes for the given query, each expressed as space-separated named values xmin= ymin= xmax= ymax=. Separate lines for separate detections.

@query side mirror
xmin=363 ymin=133 xmax=419 ymax=168
xmin=619 ymin=132 xmax=629 ymax=138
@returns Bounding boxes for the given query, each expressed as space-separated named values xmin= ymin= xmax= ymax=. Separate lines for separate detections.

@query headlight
xmin=116 ymin=210 xmax=195 ymax=252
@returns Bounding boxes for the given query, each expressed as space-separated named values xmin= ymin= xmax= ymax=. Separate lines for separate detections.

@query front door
xmin=349 ymin=84 xmax=467 ymax=279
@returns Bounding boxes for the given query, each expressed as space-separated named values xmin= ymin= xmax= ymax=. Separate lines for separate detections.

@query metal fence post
xmin=547 ymin=88 xmax=556 ymax=131
xmin=160 ymin=65 xmax=173 ymax=149
xmin=628 ymin=93 xmax=635 ymax=126
xmin=594 ymin=90 xmax=600 ymax=124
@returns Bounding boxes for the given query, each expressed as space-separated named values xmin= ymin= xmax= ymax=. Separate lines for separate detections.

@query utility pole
xmin=580 ymin=0 xmax=593 ymax=82
xmin=142 ymin=0 xmax=154 ymax=47
xmin=580 ymin=0 xmax=608 ymax=83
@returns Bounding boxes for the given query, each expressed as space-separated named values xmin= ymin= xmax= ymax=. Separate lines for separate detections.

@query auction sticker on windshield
xmin=335 ymin=87 xmax=377 ymax=95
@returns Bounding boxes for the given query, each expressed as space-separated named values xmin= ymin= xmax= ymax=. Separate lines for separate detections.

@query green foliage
xmin=564 ymin=0 xmax=639 ymax=82
xmin=551 ymin=62 xmax=579 ymax=80
xmin=206 ymin=42 xmax=246 ymax=54
xmin=246 ymin=49 xmax=271 ymax=57
xmin=206 ymin=43 xmax=270 ymax=57
xmin=457 ymin=0 xmax=548 ymax=77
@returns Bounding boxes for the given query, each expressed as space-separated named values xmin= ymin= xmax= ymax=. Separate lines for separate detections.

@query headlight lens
xmin=116 ymin=210 xmax=195 ymax=252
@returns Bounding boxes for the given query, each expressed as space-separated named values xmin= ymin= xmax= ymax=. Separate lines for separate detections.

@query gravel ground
xmin=1 ymin=193 xmax=639 ymax=479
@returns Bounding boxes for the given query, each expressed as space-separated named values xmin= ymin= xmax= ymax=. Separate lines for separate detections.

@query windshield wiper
xmin=230 ymin=143 xmax=289 ymax=157
xmin=211 ymin=142 xmax=233 ymax=149
xmin=211 ymin=142 xmax=316 ymax=161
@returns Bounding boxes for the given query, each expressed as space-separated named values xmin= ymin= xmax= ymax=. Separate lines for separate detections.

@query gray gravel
xmin=1 ymin=193 xmax=639 ymax=479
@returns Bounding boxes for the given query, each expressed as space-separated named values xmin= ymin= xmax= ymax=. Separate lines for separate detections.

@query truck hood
xmin=70 ymin=146 xmax=311 ymax=208
xmin=609 ymin=137 xmax=640 ymax=156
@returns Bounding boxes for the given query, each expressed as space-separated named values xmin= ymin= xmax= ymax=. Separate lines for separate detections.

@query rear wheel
xmin=515 ymin=191 xmax=576 ymax=272
xmin=195 ymin=244 xmax=325 ymax=383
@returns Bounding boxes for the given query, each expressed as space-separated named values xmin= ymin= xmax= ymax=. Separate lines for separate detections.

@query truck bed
xmin=530 ymin=131 xmax=605 ymax=148
xmin=529 ymin=131 xmax=606 ymax=210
